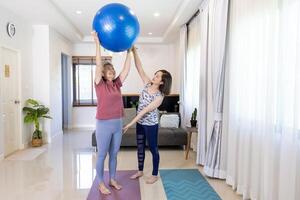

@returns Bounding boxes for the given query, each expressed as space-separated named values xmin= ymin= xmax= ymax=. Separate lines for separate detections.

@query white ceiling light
xmin=153 ymin=12 xmax=160 ymax=17
xmin=148 ymin=32 xmax=153 ymax=35
xmin=76 ymin=10 xmax=82 ymax=15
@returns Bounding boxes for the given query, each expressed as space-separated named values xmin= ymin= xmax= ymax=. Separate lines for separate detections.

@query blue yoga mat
xmin=160 ymin=169 xmax=222 ymax=200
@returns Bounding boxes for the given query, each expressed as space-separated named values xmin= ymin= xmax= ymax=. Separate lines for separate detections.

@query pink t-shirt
xmin=95 ymin=77 xmax=124 ymax=120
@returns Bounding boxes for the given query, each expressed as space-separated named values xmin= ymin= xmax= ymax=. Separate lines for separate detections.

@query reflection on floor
xmin=0 ymin=130 xmax=241 ymax=200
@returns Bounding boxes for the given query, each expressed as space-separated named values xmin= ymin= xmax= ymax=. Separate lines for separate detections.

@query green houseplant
xmin=23 ymin=99 xmax=51 ymax=147
xmin=190 ymin=108 xmax=197 ymax=127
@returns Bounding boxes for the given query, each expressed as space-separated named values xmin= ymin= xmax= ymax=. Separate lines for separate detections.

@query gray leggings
xmin=95 ymin=118 xmax=122 ymax=183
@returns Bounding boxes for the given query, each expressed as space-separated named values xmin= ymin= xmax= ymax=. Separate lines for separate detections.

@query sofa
xmin=92 ymin=108 xmax=187 ymax=148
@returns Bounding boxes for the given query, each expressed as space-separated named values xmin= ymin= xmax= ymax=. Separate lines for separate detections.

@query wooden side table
xmin=185 ymin=126 xmax=198 ymax=160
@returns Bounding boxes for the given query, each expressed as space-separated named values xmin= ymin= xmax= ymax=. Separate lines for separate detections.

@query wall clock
xmin=7 ymin=23 xmax=16 ymax=38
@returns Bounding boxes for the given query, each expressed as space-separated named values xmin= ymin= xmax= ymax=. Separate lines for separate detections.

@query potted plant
xmin=190 ymin=108 xmax=197 ymax=127
xmin=23 ymin=99 xmax=51 ymax=147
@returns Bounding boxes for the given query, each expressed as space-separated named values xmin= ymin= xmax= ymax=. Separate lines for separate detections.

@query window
xmin=72 ymin=56 xmax=111 ymax=106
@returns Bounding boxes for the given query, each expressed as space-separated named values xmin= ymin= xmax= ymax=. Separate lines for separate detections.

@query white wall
xmin=32 ymin=25 xmax=72 ymax=143
xmin=49 ymin=28 xmax=73 ymax=139
xmin=0 ymin=8 xmax=73 ymax=156
xmin=72 ymin=107 xmax=96 ymax=129
xmin=32 ymin=25 xmax=51 ymax=143
xmin=73 ymin=42 xmax=180 ymax=94
xmin=0 ymin=6 xmax=33 ymax=156
xmin=71 ymin=42 xmax=180 ymax=129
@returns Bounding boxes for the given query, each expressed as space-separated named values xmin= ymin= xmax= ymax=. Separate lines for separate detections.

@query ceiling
xmin=0 ymin=0 xmax=203 ymax=43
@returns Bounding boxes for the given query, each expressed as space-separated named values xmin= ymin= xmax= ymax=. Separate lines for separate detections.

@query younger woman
xmin=123 ymin=46 xmax=172 ymax=184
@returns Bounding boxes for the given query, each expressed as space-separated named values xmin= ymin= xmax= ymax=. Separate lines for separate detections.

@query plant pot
xmin=190 ymin=120 xmax=197 ymax=127
xmin=32 ymin=138 xmax=43 ymax=147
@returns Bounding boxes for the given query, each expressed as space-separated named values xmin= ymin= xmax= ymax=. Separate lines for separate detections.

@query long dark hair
xmin=156 ymin=69 xmax=172 ymax=95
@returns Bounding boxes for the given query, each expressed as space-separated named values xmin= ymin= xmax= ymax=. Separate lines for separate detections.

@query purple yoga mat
xmin=87 ymin=170 xmax=141 ymax=200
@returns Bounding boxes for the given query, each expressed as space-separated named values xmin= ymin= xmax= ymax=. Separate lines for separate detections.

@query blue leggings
xmin=136 ymin=123 xmax=160 ymax=176
xmin=95 ymin=118 xmax=122 ymax=183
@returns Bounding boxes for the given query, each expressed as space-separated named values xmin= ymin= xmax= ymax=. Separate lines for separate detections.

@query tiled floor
xmin=0 ymin=130 xmax=242 ymax=200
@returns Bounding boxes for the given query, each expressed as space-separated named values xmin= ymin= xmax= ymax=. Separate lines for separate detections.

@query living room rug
xmin=160 ymin=169 xmax=221 ymax=200
xmin=87 ymin=170 xmax=141 ymax=200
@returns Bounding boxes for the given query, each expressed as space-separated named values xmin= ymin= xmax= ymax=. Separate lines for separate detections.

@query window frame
xmin=72 ymin=56 xmax=111 ymax=107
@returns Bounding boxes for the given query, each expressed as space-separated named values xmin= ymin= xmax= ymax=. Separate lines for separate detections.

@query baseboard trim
xmin=63 ymin=124 xmax=73 ymax=129
xmin=25 ymin=141 xmax=30 ymax=149
xmin=19 ymin=142 xmax=30 ymax=150
xmin=71 ymin=125 xmax=95 ymax=131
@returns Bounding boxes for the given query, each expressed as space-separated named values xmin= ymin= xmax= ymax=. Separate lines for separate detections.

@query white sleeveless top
xmin=137 ymin=83 xmax=163 ymax=125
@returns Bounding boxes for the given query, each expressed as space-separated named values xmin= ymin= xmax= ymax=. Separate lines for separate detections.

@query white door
xmin=0 ymin=47 xmax=20 ymax=157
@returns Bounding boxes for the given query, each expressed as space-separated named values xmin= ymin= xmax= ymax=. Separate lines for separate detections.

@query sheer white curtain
xmin=179 ymin=25 xmax=188 ymax=127
xmin=197 ymin=1 xmax=210 ymax=165
xmin=182 ymin=16 xmax=201 ymax=128
xmin=187 ymin=15 xmax=202 ymax=150
xmin=203 ymin=0 xmax=229 ymax=178
xmin=225 ymin=0 xmax=300 ymax=199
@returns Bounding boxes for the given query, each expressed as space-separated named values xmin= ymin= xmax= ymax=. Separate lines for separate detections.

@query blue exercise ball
xmin=93 ymin=3 xmax=140 ymax=52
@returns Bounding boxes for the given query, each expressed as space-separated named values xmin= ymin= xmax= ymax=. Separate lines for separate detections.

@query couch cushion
xmin=92 ymin=126 xmax=188 ymax=147
xmin=160 ymin=114 xmax=180 ymax=128
xmin=121 ymin=128 xmax=187 ymax=146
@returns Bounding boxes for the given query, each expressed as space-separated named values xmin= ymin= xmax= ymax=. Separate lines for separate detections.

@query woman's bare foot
xmin=146 ymin=175 xmax=159 ymax=184
xmin=98 ymin=182 xmax=111 ymax=195
xmin=130 ymin=171 xmax=143 ymax=179
xmin=109 ymin=179 xmax=122 ymax=190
